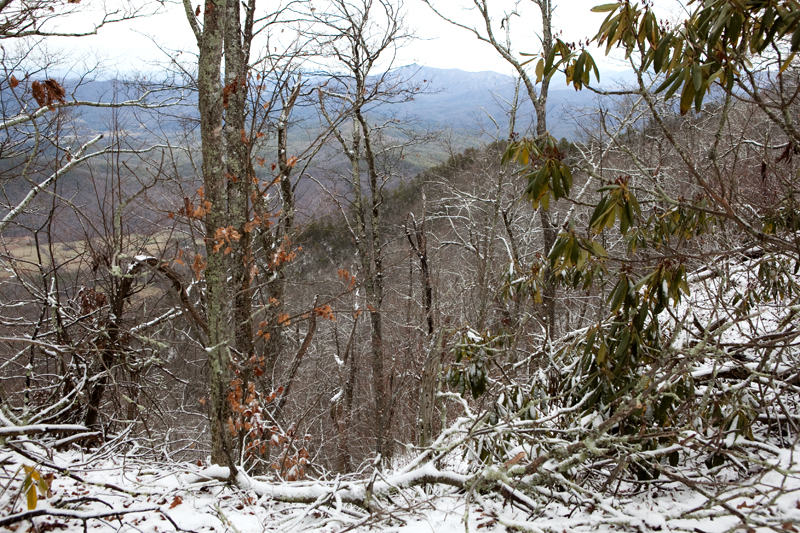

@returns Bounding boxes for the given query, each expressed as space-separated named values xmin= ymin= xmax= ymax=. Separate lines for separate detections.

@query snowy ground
xmin=3 ymin=440 xmax=800 ymax=533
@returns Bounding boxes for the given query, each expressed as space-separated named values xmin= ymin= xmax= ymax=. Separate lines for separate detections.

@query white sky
xmin=43 ymin=0 xmax=684 ymax=78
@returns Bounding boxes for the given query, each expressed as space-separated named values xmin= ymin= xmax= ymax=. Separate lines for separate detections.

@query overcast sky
xmin=43 ymin=0 xmax=685 ymax=78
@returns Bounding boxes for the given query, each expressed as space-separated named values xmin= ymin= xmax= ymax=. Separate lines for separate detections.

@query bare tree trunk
xmin=260 ymin=81 xmax=301 ymax=390
xmin=535 ymin=0 xmax=558 ymax=339
xmin=356 ymin=108 xmax=389 ymax=460
xmin=406 ymin=210 xmax=439 ymax=448
xmin=186 ymin=0 xmax=235 ymax=471
xmin=418 ymin=330 xmax=444 ymax=448
xmin=330 ymin=314 xmax=359 ymax=472
xmin=276 ymin=313 xmax=317 ymax=412
xmin=314 ymin=0 xmax=408 ymax=463
xmin=224 ymin=0 xmax=255 ymax=367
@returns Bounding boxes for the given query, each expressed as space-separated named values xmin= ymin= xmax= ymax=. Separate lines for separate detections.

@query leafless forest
xmin=2 ymin=0 xmax=800 ymax=531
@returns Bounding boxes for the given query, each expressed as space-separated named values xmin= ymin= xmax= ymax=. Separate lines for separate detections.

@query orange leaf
xmin=191 ymin=254 xmax=206 ymax=281
xmin=9 ymin=75 xmax=18 ymax=89
xmin=31 ymin=81 xmax=46 ymax=107
xmin=504 ymin=451 xmax=526 ymax=468
xmin=170 ymin=496 xmax=183 ymax=508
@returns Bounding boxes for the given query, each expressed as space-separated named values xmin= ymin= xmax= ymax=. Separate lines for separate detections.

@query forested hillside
xmin=2 ymin=0 xmax=800 ymax=532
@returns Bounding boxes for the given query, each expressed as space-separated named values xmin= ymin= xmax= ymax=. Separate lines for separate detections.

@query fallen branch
xmin=0 ymin=424 xmax=90 ymax=436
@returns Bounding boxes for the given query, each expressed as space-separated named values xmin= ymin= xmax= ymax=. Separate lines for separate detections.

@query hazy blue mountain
xmin=57 ymin=65 xmax=635 ymax=144
xmin=386 ymin=64 xmax=633 ymax=140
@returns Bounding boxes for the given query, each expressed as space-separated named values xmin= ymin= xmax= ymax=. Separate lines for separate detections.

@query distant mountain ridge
xmin=388 ymin=64 xmax=634 ymax=140
xmin=59 ymin=65 xmax=635 ymax=144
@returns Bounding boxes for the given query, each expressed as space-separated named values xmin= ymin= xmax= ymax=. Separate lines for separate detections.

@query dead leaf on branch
xmin=212 ymin=226 xmax=241 ymax=254
xmin=31 ymin=79 xmax=66 ymax=110
xmin=222 ymin=79 xmax=237 ymax=108
xmin=8 ymin=75 xmax=18 ymax=88
xmin=504 ymin=451 xmax=526 ymax=468
xmin=313 ymin=304 xmax=336 ymax=321
xmin=191 ymin=254 xmax=206 ymax=281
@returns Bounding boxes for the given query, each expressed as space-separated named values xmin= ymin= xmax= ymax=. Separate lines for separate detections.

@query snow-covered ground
xmin=3 ymin=439 xmax=800 ymax=533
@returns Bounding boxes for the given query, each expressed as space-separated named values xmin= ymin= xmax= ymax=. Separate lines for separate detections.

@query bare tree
xmin=422 ymin=0 xmax=561 ymax=336
xmin=0 ymin=0 xmax=156 ymax=39
xmin=313 ymin=0 xmax=414 ymax=461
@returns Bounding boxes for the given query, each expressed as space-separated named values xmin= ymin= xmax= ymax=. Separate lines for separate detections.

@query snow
xmin=1 ymin=439 xmax=800 ymax=533
xmin=0 ymin=424 xmax=88 ymax=436
xmin=127 ymin=255 xmax=157 ymax=274
xmin=3 ymin=254 xmax=800 ymax=533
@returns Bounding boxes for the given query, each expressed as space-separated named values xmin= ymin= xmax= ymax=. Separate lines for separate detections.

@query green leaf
xmin=543 ymin=46 xmax=558 ymax=79
xmin=708 ymin=67 xmax=724 ymax=86
xmin=591 ymin=3 xmax=620 ymax=13
xmin=695 ymin=78 xmax=705 ymax=112
xmin=628 ymin=190 xmax=641 ymax=216
xmin=596 ymin=341 xmax=607 ymax=364
xmin=708 ymin=3 xmax=731 ymax=46
xmin=759 ymin=17 xmax=781 ymax=53
xmin=781 ymin=52 xmax=797 ymax=74
xmin=620 ymin=204 xmax=631 ymax=234
xmin=549 ymin=236 xmax=568 ymax=266
xmin=590 ymin=197 xmax=615 ymax=232
xmin=664 ymin=73 xmax=685 ymax=101
xmin=679 ymin=79 xmax=696 ymax=115
xmin=584 ymin=328 xmax=597 ymax=357
xmin=615 ymin=327 xmax=631 ymax=360
xmin=551 ymin=163 xmax=564 ymax=198
xmin=605 ymin=17 xmax=622 ymax=53
xmin=692 ymin=63 xmax=702 ymax=92
xmin=561 ymin=164 xmax=573 ymax=194
xmin=589 ymin=240 xmax=608 ymax=258
xmin=728 ymin=12 xmax=743 ymax=44
xmin=609 ymin=278 xmax=627 ymax=314
xmin=591 ymin=55 xmax=601 ymax=82
xmin=653 ymin=35 xmax=671 ymax=72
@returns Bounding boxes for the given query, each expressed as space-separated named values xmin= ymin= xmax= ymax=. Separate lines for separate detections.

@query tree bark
xmin=188 ymin=0 xmax=235 ymax=470
xmin=534 ymin=0 xmax=558 ymax=339
xmin=224 ymin=0 xmax=255 ymax=367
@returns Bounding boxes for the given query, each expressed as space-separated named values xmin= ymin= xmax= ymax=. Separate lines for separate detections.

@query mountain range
xmin=63 ymin=65 xmax=636 ymax=145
